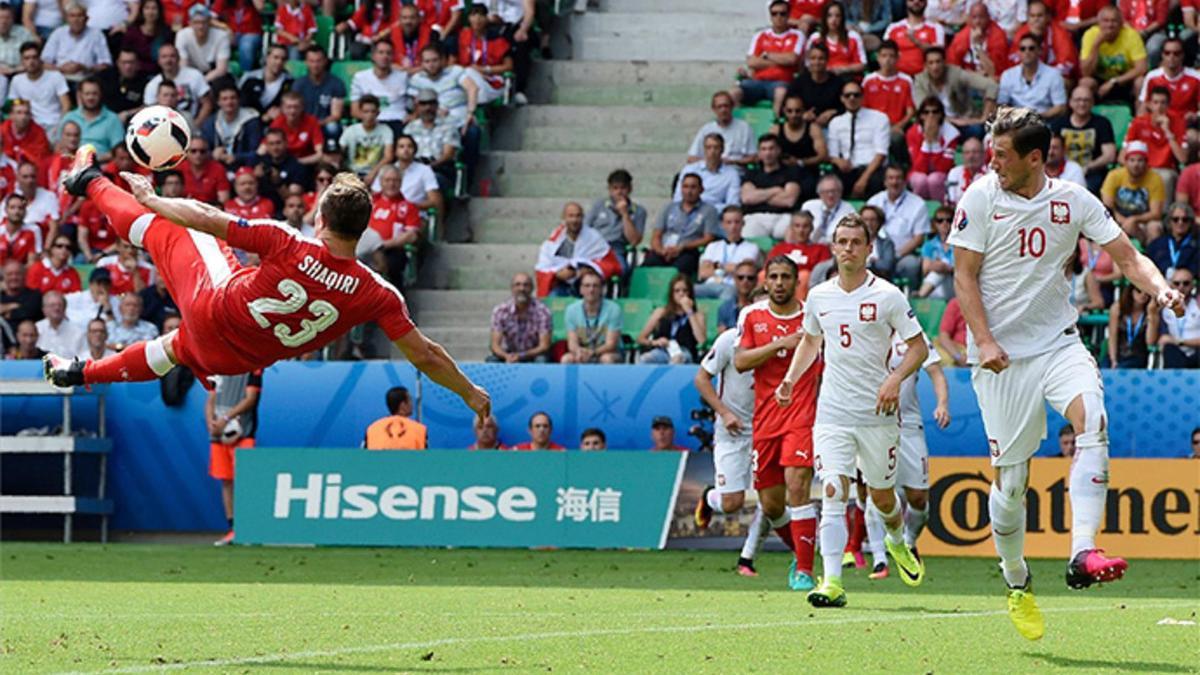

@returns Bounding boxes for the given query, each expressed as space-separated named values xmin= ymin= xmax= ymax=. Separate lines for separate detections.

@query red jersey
xmin=906 ymin=122 xmax=960 ymax=175
xmin=97 ymin=254 xmax=156 ymax=295
xmin=789 ymin=0 xmax=827 ymax=20
xmin=948 ymin=21 xmax=1010 ymax=76
xmin=510 ymin=442 xmax=566 ymax=451
xmin=39 ymin=151 xmax=74 ymax=215
xmin=25 ymin=259 xmax=82 ymax=294
xmin=0 ymin=224 xmax=42 ymax=264
xmin=212 ymin=0 xmax=264 ymax=35
xmin=0 ymin=120 xmax=51 ymax=167
xmin=737 ymin=300 xmax=821 ymax=439
xmin=225 ymin=195 xmax=276 ymax=222
xmin=458 ymin=29 xmax=510 ymax=88
xmin=767 ymin=242 xmax=831 ymax=271
xmin=273 ymin=2 xmax=317 ymax=45
xmin=807 ymin=31 xmax=866 ymax=72
xmin=181 ymin=160 xmax=232 ymax=205
xmin=747 ymin=28 xmax=806 ymax=82
xmin=1051 ymin=0 xmax=1105 ymax=29
xmin=862 ymin=72 xmax=914 ymax=125
xmin=415 ymin=0 xmax=461 ymax=33
xmin=161 ymin=0 xmax=201 ymax=28
xmin=369 ymin=193 xmax=421 ymax=241
xmin=101 ymin=160 xmax=153 ymax=193
xmin=1125 ymin=114 xmax=1187 ymax=170
xmin=1139 ymin=67 xmax=1200 ymax=117
xmin=1119 ymin=0 xmax=1169 ymax=31
xmin=884 ymin=20 xmax=946 ymax=76
xmin=1008 ymin=24 xmax=1077 ymax=77
xmin=347 ymin=0 xmax=399 ymax=38
xmin=0 ymin=156 xmax=16 ymax=199
xmin=270 ymin=114 xmax=323 ymax=159
xmin=393 ymin=25 xmax=433 ymax=69
xmin=190 ymin=218 xmax=416 ymax=375
xmin=78 ymin=201 xmax=117 ymax=253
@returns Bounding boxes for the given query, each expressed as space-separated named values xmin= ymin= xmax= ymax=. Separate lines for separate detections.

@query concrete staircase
xmin=413 ymin=0 xmax=764 ymax=361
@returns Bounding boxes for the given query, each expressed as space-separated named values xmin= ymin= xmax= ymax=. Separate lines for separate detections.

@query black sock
xmin=227 ymin=518 xmax=233 ymax=529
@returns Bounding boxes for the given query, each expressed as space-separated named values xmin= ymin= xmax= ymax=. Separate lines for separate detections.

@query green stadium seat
xmin=331 ymin=61 xmax=371 ymax=92
xmin=734 ymin=106 xmax=777 ymax=137
xmin=926 ymin=200 xmax=943 ymax=219
xmin=544 ymin=296 xmax=575 ymax=342
xmin=316 ymin=15 xmax=334 ymax=52
xmin=910 ymin=297 xmax=947 ymax=338
xmin=696 ymin=298 xmax=722 ymax=346
xmin=628 ymin=267 xmax=678 ymax=301
xmin=285 ymin=59 xmax=307 ymax=78
xmin=847 ymin=199 xmax=865 ymax=211
xmin=74 ymin=263 xmax=95 ymax=282
xmin=616 ymin=297 xmax=656 ymax=342
xmin=748 ymin=236 xmax=775 ymax=254
xmin=1093 ymin=104 xmax=1132 ymax=148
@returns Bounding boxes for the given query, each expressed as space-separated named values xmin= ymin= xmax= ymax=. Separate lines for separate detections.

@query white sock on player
xmin=741 ymin=503 xmax=769 ymax=561
xmin=864 ymin=495 xmax=887 ymax=566
xmin=873 ymin=496 xmax=905 ymax=546
xmin=819 ymin=499 xmax=847 ymax=580
xmin=990 ymin=482 xmax=1029 ymax=588
xmin=705 ymin=488 xmax=725 ymax=514
xmin=790 ymin=503 xmax=816 ymax=521
xmin=904 ymin=502 xmax=929 ymax=549
xmin=1069 ymin=437 xmax=1109 ymax=557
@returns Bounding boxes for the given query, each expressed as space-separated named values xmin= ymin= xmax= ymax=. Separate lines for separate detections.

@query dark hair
xmin=421 ymin=44 xmax=443 ymax=57
xmin=468 ymin=3 xmax=488 ymax=16
xmin=386 ymin=386 xmax=410 ymax=414
xmin=577 ymin=265 xmax=604 ymax=283
xmin=215 ymin=82 xmax=240 ymax=99
xmin=304 ymin=45 xmax=328 ymax=60
xmin=268 ymin=43 xmax=289 ymax=57
xmin=359 ymin=93 xmax=381 ymax=109
xmin=395 ymin=133 xmax=417 ymax=149
xmin=989 ymin=105 xmax=1051 ymax=161
xmin=157 ymin=78 xmax=176 ymax=93
xmin=679 ymin=172 xmax=703 ymax=189
xmin=664 ymin=273 xmax=695 ymax=316
xmin=721 ymin=204 xmax=743 ymax=219
xmin=156 ymin=169 xmax=183 ymax=186
xmin=1059 ymin=424 xmax=1074 ymax=439
xmin=860 ymin=204 xmax=886 ymax=226
xmin=818 ymin=0 xmax=848 ymax=43
xmin=768 ymin=0 xmax=789 ymax=9
xmin=878 ymin=39 xmax=899 ymax=54
xmin=18 ymin=41 xmax=39 ymax=56
xmin=5 ymin=192 xmax=25 ymax=204
xmin=765 ymin=254 xmax=798 ymax=277
xmin=366 ymin=0 xmax=394 ymax=25
xmin=924 ymin=45 xmax=946 ymax=60
xmin=711 ymin=90 xmax=734 ymax=106
xmin=703 ymin=132 xmax=725 ymax=149
xmin=134 ymin=0 xmax=167 ymax=32
xmin=315 ymin=161 xmax=339 ymax=179
xmin=807 ymin=42 xmax=829 ymax=58
xmin=757 ymin=133 xmax=781 ymax=147
xmin=1018 ymin=33 xmax=1042 ymax=48
xmin=1149 ymin=86 xmax=1171 ymax=103
xmin=918 ymin=95 xmax=945 ymax=121
xmin=264 ymin=127 xmax=286 ymax=140
xmin=832 ymin=213 xmax=873 ymax=243
xmin=281 ymin=90 xmax=304 ymax=104
xmin=78 ymin=76 xmax=102 ymax=92
xmin=607 ymin=168 xmax=632 ymax=187
xmin=528 ymin=411 xmax=551 ymax=428
xmin=319 ymin=173 xmax=373 ymax=240
xmin=580 ymin=427 xmax=606 ymax=443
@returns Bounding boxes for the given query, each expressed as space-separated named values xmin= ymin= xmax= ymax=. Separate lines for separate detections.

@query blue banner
xmin=235 ymin=448 xmax=686 ymax=548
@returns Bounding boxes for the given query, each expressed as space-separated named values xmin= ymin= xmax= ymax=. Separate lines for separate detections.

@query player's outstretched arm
xmin=394 ymin=328 xmax=492 ymax=423
xmin=121 ymin=171 xmax=232 ymax=240
xmin=1102 ymin=233 xmax=1186 ymax=317
xmin=952 ymin=246 xmax=1008 ymax=372
xmin=927 ymin=362 xmax=951 ymax=429
xmin=694 ymin=368 xmax=743 ymax=435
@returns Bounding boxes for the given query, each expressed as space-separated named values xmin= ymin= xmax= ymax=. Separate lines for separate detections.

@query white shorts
xmin=742 ymin=213 xmax=791 ymax=240
xmin=971 ymin=340 xmax=1103 ymax=467
xmin=813 ymin=423 xmax=901 ymax=490
xmin=713 ymin=431 xmax=753 ymax=494
xmin=896 ymin=426 xmax=929 ymax=490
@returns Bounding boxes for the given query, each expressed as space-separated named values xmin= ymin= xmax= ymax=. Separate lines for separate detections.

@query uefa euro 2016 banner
xmin=923 ymin=458 xmax=1200 ymax=560
xmin=235 ymin=449 xmax=686 ymax=548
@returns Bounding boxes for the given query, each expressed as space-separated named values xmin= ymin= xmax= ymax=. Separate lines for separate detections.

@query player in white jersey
xmin=948 ymin=106 xmax=1187 ymax=641
xmin=694 ymin=327 xmax=770 ymax=576
xmin=775 ymin=214 xmax=930 ymax=608
xmin=865 ymin=334 xmax=949 ymax=580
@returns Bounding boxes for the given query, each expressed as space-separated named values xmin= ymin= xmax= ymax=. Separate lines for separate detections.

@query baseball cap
xmin=415 ymin=89 xmax=438 ymax=104
xmin=89 ymin=267 xmax=112 ymax=285
xmin=651 ymin=416 xmax=674 ymax=429
xmin=234 ymin=165 xmax=255 ymax=179
xmin=188 ymin=4 xmax=211 ymax=19
xmin=1124 ymin=141 xmax=1149 ymax=159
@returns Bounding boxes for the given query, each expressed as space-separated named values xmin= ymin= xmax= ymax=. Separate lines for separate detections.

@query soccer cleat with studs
xmin=1006 ymin=573 xmax=1045 ymax=641
xmin=43 ymin=354 xmax=85 ymax=388
xmin=806 ymin=576 xmax=847 ymax=608
xmin=735 ymin=557 xmax=757 ymax=577
xmin=694 ymin=486 xmax=714 ymax=529
xmin=1066 ymin=548 xmax=1128 ymax=589
xmin=868 ymin=561 xmax=890 ymax=580
xmin=62 ymin=144 xmax=102 ymax=197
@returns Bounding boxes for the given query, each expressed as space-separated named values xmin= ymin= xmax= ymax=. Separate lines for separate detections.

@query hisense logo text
xmin=273 ymin=473 xmax=537 ymax=522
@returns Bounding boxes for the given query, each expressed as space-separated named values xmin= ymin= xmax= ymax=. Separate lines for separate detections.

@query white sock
xmin=904 ymin=503 xmax=929 ymax=548
xmin=819 ymin=499 xmax=847 ymax=580
xmin=864 ymin=495 xmax=887 ymax=565
xmin=705 ymin=488 xmax=725 ymax=514
xmin=873 ymin=497 xmax=905 ymax=546
xmin=740 ymin=503 xmax=769 ymax=561
xmin=790 ymin=503 xmax=816 ymax=521
xmin=1069 ymin=439 xmax=1109 ymax=557
xmin=768 ymin=510 xmax=790 ymax=530
xmin=990 ymin=483 xmax=1028 ymax=588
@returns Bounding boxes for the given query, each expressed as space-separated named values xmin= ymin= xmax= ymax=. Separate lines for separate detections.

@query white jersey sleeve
xmin=946 ymin=177 xmax=992 ymax=254
xmin=702 ymin=328 xmax=755 ymax=425
xmin=1078 ymin=183 xmax=1122 ymax=246
xmin=802 ymin=288 xmax=824 ymax=336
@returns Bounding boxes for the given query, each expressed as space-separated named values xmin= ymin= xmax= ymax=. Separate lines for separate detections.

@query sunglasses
xmin=1163 ymin=50 xmax=1183 ymax=56
xmin=1019 ymin=45 xmax=1038 ymax=52
xmin=770 ymin=9 xmax=787 ymax=16
xmin=188 ymin=148 xmax=207 ymax=154
xmin=920 ymin=109 xmax=939 ymax=114
xmin=52 ymin=243 xmax=70 ymax=249
xmin=842 ymin=91 xmax=862 ymax=99
xmin=1171 ymin=216 xmax=1190 ymax=222
xmin=1170 ymin=280 xmax=1193 ymax=287
xmin=735 ymin=274 xmax=756 ymax=281
xmin=934 ymin=216 xmax=952 ymax=223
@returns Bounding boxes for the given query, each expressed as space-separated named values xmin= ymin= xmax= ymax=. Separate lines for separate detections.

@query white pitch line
xmin=54 ymin=601 xmax=1198 ymax=675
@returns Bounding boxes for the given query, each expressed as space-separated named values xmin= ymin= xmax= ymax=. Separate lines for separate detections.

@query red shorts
xmin=209 ymin=437 xmax=255 ymax=480
xmin=752 ymin=426 xmax=814 ymax=489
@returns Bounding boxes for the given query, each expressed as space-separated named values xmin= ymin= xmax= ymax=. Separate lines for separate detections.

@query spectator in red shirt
xmin=211 ymin=0 xmax=265 ymax=74
xmin=948 ymin=2 xmax=1009 ymax=80
xmin=371 ymin=165 xmax=422 ymax=288
xmin=937 ymin=296 xmax=968 ymax=366
xmin=511 ymin=412 xmax=566 ymax=451
xmin=393 ymin=4 xmax=432 ymax=75
xmin=862 ymin=40 xmax=916 ymax=142
xmin=416 ymin=0 xmax=462 ymax=46
xmin=1051 ymin=0 xmax=1105 ymax=35
xmin=0 ymin=194 xmax=41 ymax=265
xmin=179 ymin=137 xmax=231 ymax=205
xmin=1118 ymin=0 xmax=1170 ymax=64
xmin=1009 ymin=1 xmax=1077 ymax=82
xmin=1137 ymin=38 xmax=1200 ymax=119
xmin=788 ymin=0 xmax=828 ymax=35
xmin=267 ymin=91 xmax=323 ymax=165
xmin=767 ymin=211 xmax=831 ymax=299
xmin=75 ymin=199 xmax=118 ymax=263
xmin=161 ymin=0 xmax=201 ymax=31
xmin=734 ymin=0 xmax=806 ymax=110
xmin=273 ymin=0 xmax=316 ymax=58
xmin=25 ymin=234 xmax=81 ymax=294
xmin=907 ymin=96 xmax=959 ymax=202
xmin=224 ymin=167 xmax=276 ymax=221
xmin=0 ymin=100 xmax=51 ymax=167
xmin=0 ymin=150 xmax=15 ymax=201
xmin=1125 ymin=87 xmax=1188 ymax=201
xmin=337 ymin=0 xmax=399 ymax=60
xmin=1177 ymin=148 xmax=1200 ymax=222
xmin=458 ymin=5 xmax=512 ymax=110
xmin=884 ymin=0 xmax=947 ymax=76
xmin=97 ymin=240 xmax=155 ymax=295
xmin=808 ymin=1 xmax=867 ymax=78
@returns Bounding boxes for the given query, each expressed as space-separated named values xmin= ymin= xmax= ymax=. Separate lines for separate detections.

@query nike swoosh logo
xmin=819 ymin=311 xmax=832 ymax=316
xmin=899 ymin=563 xmax=920 ymax=583
xmin=1090 ymin=477 xmax=1107 ymax=485
xmin=992 ymin=213 xmax=1012 ymax=221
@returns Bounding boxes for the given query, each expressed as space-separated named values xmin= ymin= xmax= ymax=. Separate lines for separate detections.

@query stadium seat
xmin=847 ymin=199 xmax=865 ymax=211
xmin=748 ymin=236 xmax=775 ymax=254
xmin=331 ymin=61 xmax=372 ymax=92
xmin=1093 ymin=104 xmax=1132 ymax=148
xmin=616 ymin=297 xmax=656 ymax=343
xmin=628 ymin=267 xmax=677 ymax=301
xmin=909 ymin=297 xmax=947 ymax=338
xmin=733 ymin=106 xmax=777 ymax=137
xmin=316 ymin=15 xmax=335 ymax=52
xmin=544 ymin=296 xmax=575 ymax=342
xmin=696 ymin=297 xmax=721 ymax=346
xmin=285 ymin=59 xmax=307 ymax=78
xmin=74 ymin=263 xmax=94 ymax=282
xmin=926 ymin=200 xmax=941 ymax=219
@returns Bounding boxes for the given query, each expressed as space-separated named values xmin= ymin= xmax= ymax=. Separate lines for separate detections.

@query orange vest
xmin=365 ymin=415 xmax=428 ymax=450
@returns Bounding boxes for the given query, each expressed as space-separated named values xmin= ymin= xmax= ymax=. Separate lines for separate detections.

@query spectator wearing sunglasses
xmin=1148 ymin=268 xmax=1200 ymax=369
xmin=917 ymin=205 xmax=955 ymax=298
xmin=905 ymin=96 xmax=959 ymax=202
xmin=1147 ymin=203 xmax=1199 ymax=278
xmin=997 ymin=34 xmax=1067 ymax=120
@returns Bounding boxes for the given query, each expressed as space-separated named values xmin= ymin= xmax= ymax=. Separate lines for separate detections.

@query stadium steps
xmin=570 ymin=9 xmax=760 ymax=61
xmin=469 ymin=197 xmax=672 ymax=243
xmin=407 ymin=290 xmax=509 ymax=362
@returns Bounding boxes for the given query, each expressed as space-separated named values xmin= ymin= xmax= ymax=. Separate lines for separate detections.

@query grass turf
xmin=1 ymin=544 xmax=1197 ymax=673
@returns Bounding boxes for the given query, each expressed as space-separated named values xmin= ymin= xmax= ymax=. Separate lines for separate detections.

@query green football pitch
xmin=1 ymin=545 xmax=1197 ymax=673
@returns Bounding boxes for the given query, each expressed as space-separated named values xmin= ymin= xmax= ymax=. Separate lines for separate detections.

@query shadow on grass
xmin=2 ymin=545 xmax=1198 ymax=599
xmin=1025 ymin=652 xmax=1197 ymax=673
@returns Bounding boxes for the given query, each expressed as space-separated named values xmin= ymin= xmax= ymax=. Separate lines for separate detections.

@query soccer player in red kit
xmin=734 ymin=255 xmax=821 ymax=591
xmin=44 ymin=146 xmax=490 ymax=423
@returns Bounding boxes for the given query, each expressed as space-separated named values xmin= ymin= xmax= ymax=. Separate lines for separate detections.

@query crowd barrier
xmin=2 ymin=361 xmax=1196 ymax=533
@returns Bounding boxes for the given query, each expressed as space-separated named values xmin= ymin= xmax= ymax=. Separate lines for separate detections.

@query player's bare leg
xmin=1062 ymin=393 xmax=1127 ymax=588
xmin=784 ymin=466 xmax=816 ymax=590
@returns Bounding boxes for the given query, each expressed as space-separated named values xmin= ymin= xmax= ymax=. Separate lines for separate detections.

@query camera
xmin=687 ymin=401 xmax=715 ymax=453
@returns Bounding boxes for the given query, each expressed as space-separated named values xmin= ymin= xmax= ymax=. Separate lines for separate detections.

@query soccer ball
xmin=125 ymin=105 xmax=191 ymax=171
